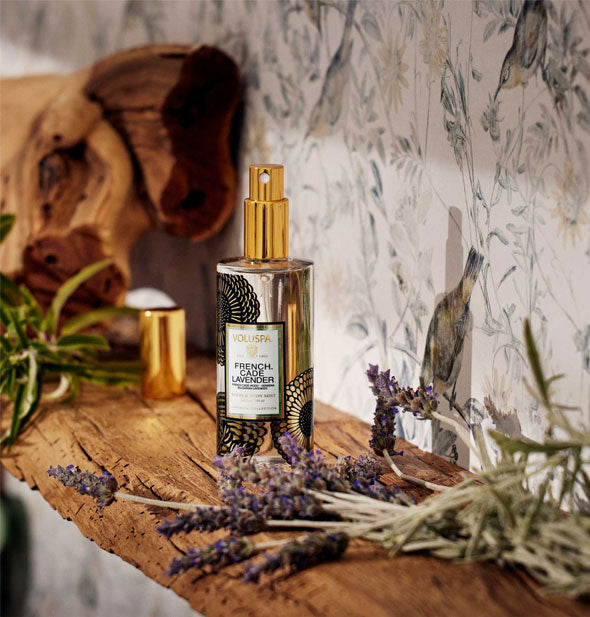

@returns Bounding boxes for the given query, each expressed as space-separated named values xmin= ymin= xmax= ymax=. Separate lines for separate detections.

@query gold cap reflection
xmin=244 ymin=164 xmax=289 ymax=260
xmin=140 ymin=307 xmax=186 ymax=398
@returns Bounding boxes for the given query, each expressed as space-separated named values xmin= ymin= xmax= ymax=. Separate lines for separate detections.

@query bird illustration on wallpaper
xmin=495 ymin=0 xmax=548 ymax=98
xmin=421 ymin=248 xmax=484 ymax=415
xmin=307 ymin=0 xmax=357 ymax=137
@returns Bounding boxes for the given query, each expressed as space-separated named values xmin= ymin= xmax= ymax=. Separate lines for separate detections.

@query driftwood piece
xmin=1 ymin=354 xmax=586 ymax=617
xmin=0 ymin=45 xmax=240 ymax=316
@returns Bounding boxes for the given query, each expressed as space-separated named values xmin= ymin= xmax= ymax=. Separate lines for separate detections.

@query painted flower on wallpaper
xmin=483 ymin=369 xmax=522 ymax=438
xmin=481 ymin=94 xmax=501 ymax=141
xmin=419 ymin=3 xmax=448 ymax=79
xmin=379 ymin=32 xmax=408 ymax=112
xmin=551 ymin=159 xmax=588 ymax=246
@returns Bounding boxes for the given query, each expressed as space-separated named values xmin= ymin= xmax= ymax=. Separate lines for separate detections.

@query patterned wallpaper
xmin=1 ymin=0 xmax=589 ymax=465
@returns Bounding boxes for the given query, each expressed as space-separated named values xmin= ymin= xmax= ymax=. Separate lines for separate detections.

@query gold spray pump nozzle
xmin=244 ymin=164 xmax=289 ymax=260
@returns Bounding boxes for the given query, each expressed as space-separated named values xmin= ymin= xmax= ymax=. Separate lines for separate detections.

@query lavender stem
xmin=431 ymin=411 xmax=481 ymax=463
xmin=382 ymin=451 xmax=449 ymax=492
xmin=265 ymin=519 xmax=356 ymax=529
xmin=113 ymin=492 xmax=216 ymax=511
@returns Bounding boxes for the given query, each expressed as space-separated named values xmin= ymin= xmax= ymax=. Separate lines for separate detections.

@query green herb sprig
xmin=1 ymin=213 xmax=139 ymax=450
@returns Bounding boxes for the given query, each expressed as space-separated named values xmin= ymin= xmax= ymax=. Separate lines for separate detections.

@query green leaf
xmin=57 ymin=333 xmax=110 ymax=350
xmin=523 ymin=318 xmax=550 ymax=409
xmin=62 ymin=374 xmax=80 ymax=403
xmin=17 ymin=284 xmax=43 ymax=322
xmin=45 ymin=258 xmax=113 ymax=335
xmin=0 ymin=367 xmax=12 ymax=395
xmin=61 ymin=305 xmax=139 ymax=336
xmin=6 ymin=384 xmax=25 ymax=449
xmin=5 ymin=308 xmax=28 ymax=348
xmin=0 ymin=334 xmax=12 ymax=354
xmin=0 ymin=273 xmax=22 ymax=306
xmin=0 ymin=214 xmax=15 ymax=244
xmin=82 ymin=369 xmax=140 ymax=386
xmin=15 ymin=372 xmax=42 ymax=437
xmin=0 ymin=305 xmax=11 ymax=328
xmin=20 ymin=352 xmax=39 ymax=419
xmin=29 ymin=340 xmax=63 ymax=363
xmin=3 ymin=352 xmax=40 ymax=450
xmin=41 ymin=361 xmax=140 ymax=383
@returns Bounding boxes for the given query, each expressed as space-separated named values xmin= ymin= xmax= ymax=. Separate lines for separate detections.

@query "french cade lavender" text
xmin=231 ymin=363 xmax=275 ymax=384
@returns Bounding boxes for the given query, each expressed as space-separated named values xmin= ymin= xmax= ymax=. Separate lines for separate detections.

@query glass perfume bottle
xmin=216 ymin=164 xmax=313 ymax=462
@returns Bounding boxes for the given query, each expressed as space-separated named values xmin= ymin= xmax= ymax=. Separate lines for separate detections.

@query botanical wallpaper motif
xmin=2 ymin=0 xmax=589 ymax=465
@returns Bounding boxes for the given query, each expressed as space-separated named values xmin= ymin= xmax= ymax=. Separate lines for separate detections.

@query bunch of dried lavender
xmin=47 ymin=432 xmax=403 ymax=582
xmin=46 ymin=321 xmax=590 ymax=597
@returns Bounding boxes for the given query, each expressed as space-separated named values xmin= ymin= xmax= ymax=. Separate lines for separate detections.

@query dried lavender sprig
xmin=157 ymin=505 xmax=265 ymax=538
xmin=214 ymin=447 xmax=327 ymax=520
xmin=366 ymin=364 xmax=478 ymax=462
xmin=278 ymin=432 xmax=408 ymax=504
xmin=166 ymin=537 xmax=254 ymax=576
xmin=365 ymin=365 xmax=481 ymax=485
xmin=47 ymin=465 xmax=211 ymax=511
xmin=335 ymin=455 xmax=411 ymax=503
xmin=215 ymin=433 xmax=406 ymax=512
xmin=48 ymin=465 xmax=117 ymax=508
xmin=366 ymin=364 xmax=438 ymax=421
xmin=277 ymin=433 xmax=350 ymax=492
xmin=243 ymin=532 xmax=349 ymax=583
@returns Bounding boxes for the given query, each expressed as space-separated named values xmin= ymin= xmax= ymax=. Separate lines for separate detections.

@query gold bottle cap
xmin=139 ymin=307 xmax=186 ymax=399
xmin=244 ymin=164 xmax=289 ymax=260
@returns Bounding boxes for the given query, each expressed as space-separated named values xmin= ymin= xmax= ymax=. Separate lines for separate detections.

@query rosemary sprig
xmin=1 ymin=214 xmax=139 ymax=450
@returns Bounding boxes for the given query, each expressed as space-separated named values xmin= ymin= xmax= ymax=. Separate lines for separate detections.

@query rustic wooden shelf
xmin=1 ymin=353 xmax=586 ymax=617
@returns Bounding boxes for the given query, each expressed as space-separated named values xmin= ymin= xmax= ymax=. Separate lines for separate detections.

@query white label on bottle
xmin=225 ymin=322 xmax=284 ymax=420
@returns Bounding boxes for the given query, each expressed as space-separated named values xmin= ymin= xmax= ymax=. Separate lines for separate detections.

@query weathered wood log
xmin=1 ymin=353 xmax=586 ymax=617
xmin=85 ymin=45 xmax=241 ymax=240
xmin=0 ymin=45 xmax=240 ymax=316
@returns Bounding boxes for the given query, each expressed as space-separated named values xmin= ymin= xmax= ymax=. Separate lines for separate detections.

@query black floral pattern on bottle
xmin=271 ymin=368 xmax=314 ymax=462
xmin=216 ymin=392 xmax=267 ymax=456
xmin=216 ymin=273 xmax=260 ymax=366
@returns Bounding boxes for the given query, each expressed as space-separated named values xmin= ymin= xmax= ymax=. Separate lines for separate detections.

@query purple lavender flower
xmin=336 ymin=455 xmax=406 ymax=503
xmin=243 ymin=532 xmax=348 ymax=583
xmin=276 ymin=433 xmax=351 ymax=492
xmin=166 ymin=537 xmax=253 ymax=576
xmin=157 ymin=505 xmax=264 ymax=538
xmin=213 ymin=442 xmax=327 ymax=519
xmin=47 ymin=464 xmax=117 ymax=507
xmin=366 ymin=364 xmax=438 ymax=457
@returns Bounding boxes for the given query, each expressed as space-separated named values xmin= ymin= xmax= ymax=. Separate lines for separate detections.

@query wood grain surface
xmin=1 ymin=353 xmax=587 ymax=617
